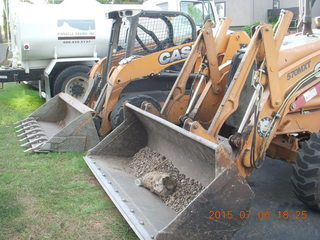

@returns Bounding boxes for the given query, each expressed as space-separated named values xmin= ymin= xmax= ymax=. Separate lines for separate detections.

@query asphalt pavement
xmin=233 ymin=158 xmax=319 ymax=240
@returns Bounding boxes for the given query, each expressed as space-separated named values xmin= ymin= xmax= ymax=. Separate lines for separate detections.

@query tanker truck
xmin=0 ymin=0 xmax=148 ymax=101
xmin=0 ymin=0 xmax=219 ymax=102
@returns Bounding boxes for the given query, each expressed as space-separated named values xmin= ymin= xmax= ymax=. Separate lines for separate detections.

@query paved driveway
xmin=234 ymin=158 xmax=319 ymax=240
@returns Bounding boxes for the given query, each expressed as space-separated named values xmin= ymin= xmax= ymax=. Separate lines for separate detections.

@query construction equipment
xmin=84 ymin=7 xmax=320 ymax=240
xmin=14 ymin=10 xmax=196 ymax=152
xmin=89 ymin=18 xmax=249 ymax=136
xmin=16 ymin=10 xmax=250 ymax=153
xmin=1 ymin=0 xmax=219 ymax=100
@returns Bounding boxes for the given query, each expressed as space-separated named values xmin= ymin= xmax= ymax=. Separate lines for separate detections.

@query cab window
xmin=180 ymin=1 xmax=214 ymax=26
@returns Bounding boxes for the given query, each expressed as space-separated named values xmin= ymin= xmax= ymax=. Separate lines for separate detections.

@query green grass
xmin=0 ymin=83 xmax=137 ymax=240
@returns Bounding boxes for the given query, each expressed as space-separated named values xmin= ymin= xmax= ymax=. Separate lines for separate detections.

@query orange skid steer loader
xmin=84 ymin=7 xmax=320 ymax=240
xmin=15 ymin=9 xmax=198 ymax=152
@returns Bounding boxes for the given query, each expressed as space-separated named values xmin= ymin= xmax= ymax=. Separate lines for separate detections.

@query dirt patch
xmin=129 ymin=147 xmax=204 ymax=212
xmin=88 ymin=175 xmax=101 ymax=187
xmin=88 ymin=175 xmax=111 ymax=201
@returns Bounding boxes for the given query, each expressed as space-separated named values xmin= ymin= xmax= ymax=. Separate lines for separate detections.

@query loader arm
xmin=160 ymin=18 xmax=229 ymax=119
xmin=239 ymin=46 xmax=320 ymax=169
xmin=86 ymin=57 xmax=107 ymax=109
xmin=158 ymin=19 xmax=250 ymax=126
xmin=207 ymin=11 xmax=293 ymax=138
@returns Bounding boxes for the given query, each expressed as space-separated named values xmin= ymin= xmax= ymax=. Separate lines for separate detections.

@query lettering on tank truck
xmin=57 ymin=19 xmax=96 ymax=44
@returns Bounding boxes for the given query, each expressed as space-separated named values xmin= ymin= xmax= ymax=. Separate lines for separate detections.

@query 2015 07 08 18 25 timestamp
xmin=207 ymin=210 xmax=308 ymax=220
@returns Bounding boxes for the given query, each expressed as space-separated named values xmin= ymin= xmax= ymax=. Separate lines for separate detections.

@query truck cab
xmin=143 ymin=0 xmax=220 ymax=27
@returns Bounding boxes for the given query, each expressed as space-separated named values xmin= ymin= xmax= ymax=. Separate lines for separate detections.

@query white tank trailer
xmin=0 ymin=0 xmax=153 ymax=101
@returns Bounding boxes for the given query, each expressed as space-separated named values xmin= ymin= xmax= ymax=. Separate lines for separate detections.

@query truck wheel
xmin=291 ymin=133 xmax=320 ymax=210
xmin=110 ymin=95 xmax=161 ymax=129
xmin=54 ymin=65 xmax=90 ymax=101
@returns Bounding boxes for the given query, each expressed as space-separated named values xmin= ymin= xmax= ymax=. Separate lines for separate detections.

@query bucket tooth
xmin=16 ymin=123 xmax=39 ymax=133
xmin=21 ymin=136 xmax=47 ymax=147
xmin=14 ymin=118 xmax=29 ymax=126
xmin=19 ymin=132 xmax=45 ymax=142
xmin=17 ymin=132 xmax=27 ymax=138
xmin=24 ymin=142 xmax=45 ymax=153
xmin=21 ymin=142 xmax=31 ymax=148
xmin=15 ymin=120 xmax=37 ymax=129
xmin=17 ymin=127 xmax=42 ymax=137
xmin=14 ymin=117 xmax=35 ymax=126
xmin=23 ymin=143 xmax=43 ymax=153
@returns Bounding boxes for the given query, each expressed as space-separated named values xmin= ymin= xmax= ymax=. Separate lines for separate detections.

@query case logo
xmin=158 ymin=45 xmax=192 ymax=65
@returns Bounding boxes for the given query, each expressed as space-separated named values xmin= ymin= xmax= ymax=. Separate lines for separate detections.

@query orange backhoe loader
xmin=85 ymin=7 xmax=320 ymax=240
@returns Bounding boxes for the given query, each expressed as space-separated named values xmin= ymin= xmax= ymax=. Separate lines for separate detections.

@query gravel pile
xmin=129 ymin=146 xmax=204 ymax=212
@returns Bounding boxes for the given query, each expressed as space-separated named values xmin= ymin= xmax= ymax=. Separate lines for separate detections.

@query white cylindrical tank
xmin=9 ymin=0 xmax=117 ymax=66
xmin=8 ymin=0 xmax=155 ymax=68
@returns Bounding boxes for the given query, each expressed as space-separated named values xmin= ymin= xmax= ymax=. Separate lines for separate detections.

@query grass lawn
xmin=0 ymin=83 xmax=137 ymax=240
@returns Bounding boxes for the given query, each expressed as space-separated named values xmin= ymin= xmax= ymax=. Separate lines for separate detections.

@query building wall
xmin=252 ymin=0 xmax=273 ymax=24
xmin=223 ymin=0 xmax=319 ymax=28
xmin=222 ymin=0 xmax=275 ymax=27
xmin=280 ymin=0 xmax=299 ymax=8
xmin=220 ymin=0 xmax=251 ymax=26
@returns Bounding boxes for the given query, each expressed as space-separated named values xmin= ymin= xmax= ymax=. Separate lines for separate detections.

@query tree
xmin=2 ymin=0 xmax=8 ymax=42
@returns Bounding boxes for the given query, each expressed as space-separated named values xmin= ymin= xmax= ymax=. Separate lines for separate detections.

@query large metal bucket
xmin=16 ymin=93 xmax=99 ymax=152
xmin=85 ymin=103 xmax=254 ymax=240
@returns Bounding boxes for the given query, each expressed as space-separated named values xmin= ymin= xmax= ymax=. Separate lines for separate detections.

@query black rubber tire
xmin=53 ymin=65 xmax=90 ymax=98
xmin=291 ymin=133 xmax=320 ymax=211
xmin=110 ymin=95 xmax=161 ymax=129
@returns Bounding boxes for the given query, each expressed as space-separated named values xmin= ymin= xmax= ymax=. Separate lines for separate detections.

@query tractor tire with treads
xmin=110 ymin=95 xmax=161 ymax=130
xmin=291 ymin=133 xmax=320 ymax=211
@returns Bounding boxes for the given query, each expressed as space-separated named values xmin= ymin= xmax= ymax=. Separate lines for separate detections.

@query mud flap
xmin=85 ymin=103 xmax=254 ymax=240
xmin=16 ymin=93 xmax=99 ymax=152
